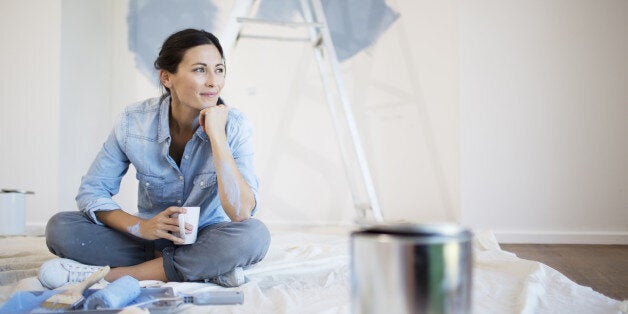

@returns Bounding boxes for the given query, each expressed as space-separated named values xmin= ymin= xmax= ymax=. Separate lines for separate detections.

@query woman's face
xmin=162 ymin=44 xmax=225 ymax=111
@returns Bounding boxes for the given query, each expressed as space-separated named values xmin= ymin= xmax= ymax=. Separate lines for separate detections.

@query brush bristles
xmin=40 ymin=295 xmax=84 ymax=310
xmin=40 ymin=301 xmax=74 ymax=310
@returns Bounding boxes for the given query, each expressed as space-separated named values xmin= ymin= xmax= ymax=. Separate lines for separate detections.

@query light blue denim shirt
xmin=76 ymin=96 xmax=259 ymax=227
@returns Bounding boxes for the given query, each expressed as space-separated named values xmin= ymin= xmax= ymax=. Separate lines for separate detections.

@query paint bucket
xmin=0 ymin=189 xmax=33 ymax=235
xmin=351 ymin=223 xmax=473 ymax=314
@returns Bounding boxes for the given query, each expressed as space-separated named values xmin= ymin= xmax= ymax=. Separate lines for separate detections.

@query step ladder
xmin=220 ymin=0 xmax=384 ymax=223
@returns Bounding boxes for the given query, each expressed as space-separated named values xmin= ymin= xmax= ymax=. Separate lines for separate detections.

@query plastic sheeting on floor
xmin=1 ymin=227 xmax=625 ymax=313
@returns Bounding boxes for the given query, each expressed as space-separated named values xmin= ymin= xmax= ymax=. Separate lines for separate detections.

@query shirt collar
xmin=157 ymin=95 xmax=171 ymax=143
xmin=195 ymin=126 xmax=209 ymax=142
xmin=157 ymin=95 xmax=210 ymax=143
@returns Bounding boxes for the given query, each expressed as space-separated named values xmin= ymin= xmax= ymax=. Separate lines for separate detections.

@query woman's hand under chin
xmin=199 ymin=104 xmax=229 ymax=140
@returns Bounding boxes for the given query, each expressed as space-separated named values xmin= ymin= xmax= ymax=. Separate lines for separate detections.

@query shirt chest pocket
xmin=136 ymin=172 xmax=164 ymax=207
xmin=193 ymin=172 xmax=217 ymax=191
xmin=184 ymin=172 xmax=218 ymax=207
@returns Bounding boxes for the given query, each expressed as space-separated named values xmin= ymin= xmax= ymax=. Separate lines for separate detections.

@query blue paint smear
xmin=128 ymin=0 xmax=219 ymax=83
xmin=256 ymin=0 xmax=400 ymax=61
xmin=127 ymin=0 xmax=399 ymax=82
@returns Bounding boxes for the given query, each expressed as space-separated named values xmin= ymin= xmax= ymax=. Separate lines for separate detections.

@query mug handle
xmin=178 ymin=214 xmax=186 ymax=241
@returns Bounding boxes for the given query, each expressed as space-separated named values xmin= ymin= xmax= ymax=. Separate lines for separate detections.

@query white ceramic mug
xmin=173 ymin=206 xmax=200 ymax=245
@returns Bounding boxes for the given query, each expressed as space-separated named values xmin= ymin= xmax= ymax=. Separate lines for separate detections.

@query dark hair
xmin=154 ymin=29 xmax=225 ymax=94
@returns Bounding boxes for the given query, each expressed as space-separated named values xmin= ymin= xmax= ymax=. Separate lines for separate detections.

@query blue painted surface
xmin=318 ymin=0 xmax=400 ymax=61
xmin=256 ymin=0 xmax=399 ymax=61
xmin=128 ymin=0 xmax=219 ymax=82
xmin=127 ymin=0 xmax=399 ymax=82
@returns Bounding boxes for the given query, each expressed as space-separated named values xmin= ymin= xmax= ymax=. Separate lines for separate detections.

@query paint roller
xmin=83 ymin=275 xmax=141 ymax=310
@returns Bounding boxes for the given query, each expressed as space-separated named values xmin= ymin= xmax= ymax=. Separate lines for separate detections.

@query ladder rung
xmin=239 ymin=34 xmax=312 ymax=42
xmin=236 ymin=17 xmax=324 ymax=28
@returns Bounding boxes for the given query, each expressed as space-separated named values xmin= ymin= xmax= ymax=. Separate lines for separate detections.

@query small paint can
xmin=0 ymin=189 xmax=34 ymax=235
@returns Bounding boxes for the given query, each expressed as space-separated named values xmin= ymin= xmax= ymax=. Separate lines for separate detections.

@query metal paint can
xmin=351 ymin=224 xmax=473 ymax=314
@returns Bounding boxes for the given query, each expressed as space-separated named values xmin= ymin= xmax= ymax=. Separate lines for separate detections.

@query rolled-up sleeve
xmin=76 ymin=113 xmax=130 ymax=224
xmin=227 ymin=112 xmax=260 ymax=216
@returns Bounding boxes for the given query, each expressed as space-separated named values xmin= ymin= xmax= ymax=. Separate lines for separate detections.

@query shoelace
xmin=65 ymin=264 xmax=103 ymax=283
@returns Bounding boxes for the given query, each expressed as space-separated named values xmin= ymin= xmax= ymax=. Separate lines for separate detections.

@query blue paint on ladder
xmin=127 ymin=0 xmax=399 ymax=82
xmin=255 ymin=0 xmax=400 ymax=61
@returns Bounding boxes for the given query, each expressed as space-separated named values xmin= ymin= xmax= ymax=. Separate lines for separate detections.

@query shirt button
xmin=145 ymin=182 xmax=150 ymax=187
xmin=184 ymin=155 xmax=190 ymax=160
xmin=177 ymin=200 xmax=182 ymax=205
xmin=179 ymin=176 xmax=184 ymax=181
xmin=200 ymin=181 xmax=205 ymax=186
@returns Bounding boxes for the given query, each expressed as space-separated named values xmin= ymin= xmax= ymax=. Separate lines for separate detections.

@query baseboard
xmin=24 ymin=221 xmax=628 ymax=244
xmin=265 ymin=220 xmax=358 ymax=232
xmin=494 ymin=230 xmax=628 ymax=244
xmin=25 ymin=222 xmax=47 ymax=236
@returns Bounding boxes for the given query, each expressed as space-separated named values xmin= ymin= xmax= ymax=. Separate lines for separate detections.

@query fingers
xmin=163 ymin=207 xmax=186 ymax=231
xmin=139 ymin=207 xmax=197 ymax=244
xmin=142 ymin=225 xmax=182 ymax=243
xmin=157 ymin=229 xmax=185 ymax=244
xmin=166 ymin=206 xmax=186 ymax=215
xmin=152 ymin=218 xmax=185 ymax=244
xmin=139 ymin=207 xmax=188 ymax=243
xmin=200 ymin=104 xmax=228 ymax=115
xmin=158 ymin=219 xmax=183 ymax=233
xmin=185 ymin=222 xmax=194 ymax=233
xmin=199 ymin=111 xmax=206 ymax=132
xmin=165 ymin=207 xmax=195 ymax=241
xmin=200 ymin=106 xmax=229 ymax=139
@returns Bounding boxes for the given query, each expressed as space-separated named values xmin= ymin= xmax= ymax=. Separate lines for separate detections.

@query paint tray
xmin=0 ymin=287 xmax=178 ymax=314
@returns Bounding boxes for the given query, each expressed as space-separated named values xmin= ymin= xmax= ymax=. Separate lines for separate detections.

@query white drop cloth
xmin=0 ymin=228 xmax=625 ymax=313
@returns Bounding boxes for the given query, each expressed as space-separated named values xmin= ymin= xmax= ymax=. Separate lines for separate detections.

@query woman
xmin=38 ymin=29 xmax=270 ymax=288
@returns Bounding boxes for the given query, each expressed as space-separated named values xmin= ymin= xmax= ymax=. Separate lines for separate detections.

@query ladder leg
xmin=221 ymin=0 xmax=256 ymax=60
xmin=304 ymin=0 xmax=384 ymax=222
xmin=227 ymin=0 xmax=385 ymax=222
xmin=299 ymin=0 xmax=364 ymax=218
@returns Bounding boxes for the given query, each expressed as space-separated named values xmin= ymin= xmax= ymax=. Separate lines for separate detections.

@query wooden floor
xmin=500 ymin=244 xmax=628 ymax=301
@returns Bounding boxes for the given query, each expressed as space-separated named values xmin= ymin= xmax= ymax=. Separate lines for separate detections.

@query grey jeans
xmin=45 ymin=211 xmax=271 ymax=282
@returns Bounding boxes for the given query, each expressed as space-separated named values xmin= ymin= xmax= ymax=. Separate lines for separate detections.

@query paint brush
xmin=38 ymin=266 xmax=110 ymax=311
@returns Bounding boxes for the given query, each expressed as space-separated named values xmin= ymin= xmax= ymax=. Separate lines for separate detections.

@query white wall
xmin=2 ymin=1 xmax=625 ymax=243
xmin=59 ymin=1 xmax=160 ymax=215
xmin=59 ymin=0 xmax=115 ymax=212
xmin=0 ymin=1 xmax=61 ymax=226
xmin=460 ymin=0 xmax=628 ymax=243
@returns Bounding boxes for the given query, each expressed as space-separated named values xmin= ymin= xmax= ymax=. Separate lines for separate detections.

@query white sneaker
xmin=208 ymin=267 xmax=246 ymax=287
xmin=38 ymin=258 xmax=106 ymax=289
